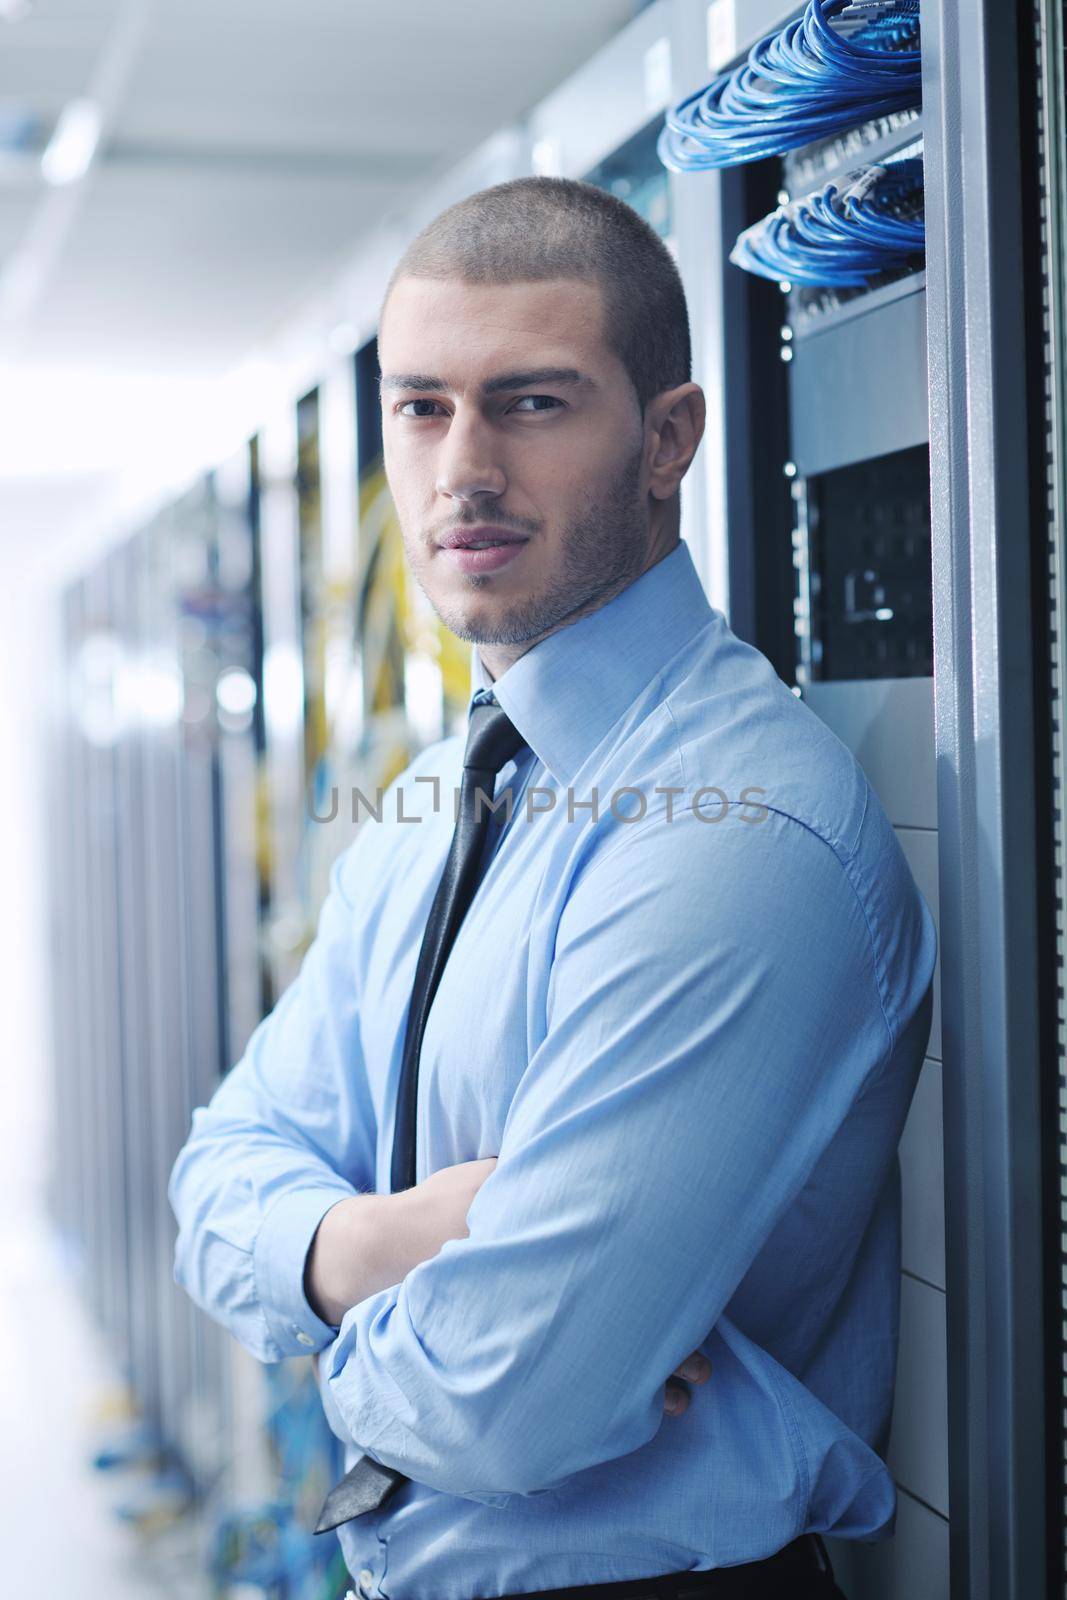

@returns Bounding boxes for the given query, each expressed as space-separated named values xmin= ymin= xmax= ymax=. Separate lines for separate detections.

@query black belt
xmin=469 ymin=1535 xmax=843 ymax=1600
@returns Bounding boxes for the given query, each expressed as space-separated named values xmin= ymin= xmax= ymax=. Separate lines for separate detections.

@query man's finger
xmin=664 ymin=1379 xmax=690 ymax=1415
xmin=670 ymin=1353 xmax=711 ymax=1384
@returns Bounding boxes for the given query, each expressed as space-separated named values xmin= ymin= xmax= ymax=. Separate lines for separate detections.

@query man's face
xmin=378 ymin=275 xmax=657 ymax=668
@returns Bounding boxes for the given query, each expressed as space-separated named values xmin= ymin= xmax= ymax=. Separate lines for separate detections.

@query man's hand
xmin=664 ymin=1350 xmax=711 ymax=1415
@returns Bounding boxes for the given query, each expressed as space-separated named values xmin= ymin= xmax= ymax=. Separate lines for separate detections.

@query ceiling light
xmin=41 ymin=98 xmax=101 ymax=186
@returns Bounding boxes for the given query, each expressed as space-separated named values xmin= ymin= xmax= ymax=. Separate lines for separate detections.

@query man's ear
xmin=647 ymin=384 xmax=706 ymax=501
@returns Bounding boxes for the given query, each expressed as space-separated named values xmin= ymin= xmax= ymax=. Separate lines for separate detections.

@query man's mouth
xmin=436 ymin=529 xmax=530 ymax=574
xmin=437 ymin=527 xmax=529 ymax=551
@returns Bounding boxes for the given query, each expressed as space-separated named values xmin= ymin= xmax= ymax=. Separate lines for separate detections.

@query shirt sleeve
xmin=168 ymin=834 xmax=379 ymax=1364
xmin=319 ymin=804 xmax=904 ymax=1499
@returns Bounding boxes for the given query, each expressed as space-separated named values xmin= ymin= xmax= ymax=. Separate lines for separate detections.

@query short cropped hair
xmin=380 ymin=175 xmax=691 ymax=414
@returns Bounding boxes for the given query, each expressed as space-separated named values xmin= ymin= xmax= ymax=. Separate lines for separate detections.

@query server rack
xmin=46 ymin=588 xmax=83 ymax=1282
xmin=110 ymin=529 xmax=163 ymax=1445
xmin=257 ymin=406 xmax=313 ymax=1002
xmin=169 ymin=475 xmax=248 ymax=1494
xmin=213 ymin=444 xmax=271 ymax=1068
xmin=142 ymin=497 xmax=197 ymax=1478
xmin=49 ymin=480 xmax=270 ymax=1525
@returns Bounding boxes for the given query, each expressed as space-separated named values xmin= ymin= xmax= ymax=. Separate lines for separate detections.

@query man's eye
xmin=397 ymin=398 xmax=445 ymax=418
xmin=511 ymin=395 xmax=562 ymax=413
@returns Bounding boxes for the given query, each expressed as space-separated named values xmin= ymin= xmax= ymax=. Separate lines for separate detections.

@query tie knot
xmin=463 ymin=698 xmax=527 ymax=775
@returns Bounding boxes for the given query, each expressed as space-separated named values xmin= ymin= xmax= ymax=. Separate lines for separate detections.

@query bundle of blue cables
xmin=658 ymin=0 xmax=921 ymax=171
xmin=729 ymin=157 xmax=925 ymax=286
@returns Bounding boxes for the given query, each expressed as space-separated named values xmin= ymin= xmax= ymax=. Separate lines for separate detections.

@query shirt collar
xmin=465 ymin=538 xmax=713 ymax=787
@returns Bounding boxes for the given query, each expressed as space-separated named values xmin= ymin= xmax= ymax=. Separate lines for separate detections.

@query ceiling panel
xmin=117 ymin=0 xmax=636 ymax=156
xmin=25 ymin=162 xmax=407 ymax=370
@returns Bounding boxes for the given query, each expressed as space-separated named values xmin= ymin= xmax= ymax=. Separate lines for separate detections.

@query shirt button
xmin=296 ymin=1330 xmax=315 ymax=1347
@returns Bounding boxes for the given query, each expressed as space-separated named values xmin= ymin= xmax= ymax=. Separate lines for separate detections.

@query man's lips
xmin=435 ymin=527 xmax=530 ymax=574
xmin=436 ymin=527 xmax=530 ymax=549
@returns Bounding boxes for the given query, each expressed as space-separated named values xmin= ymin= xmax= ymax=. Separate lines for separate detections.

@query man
xmin=169 ymin=176 xmax=937 ymax=1600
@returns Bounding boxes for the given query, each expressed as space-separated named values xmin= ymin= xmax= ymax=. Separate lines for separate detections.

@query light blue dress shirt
xmin=169 ymin=537 xmax=937 ymax=1600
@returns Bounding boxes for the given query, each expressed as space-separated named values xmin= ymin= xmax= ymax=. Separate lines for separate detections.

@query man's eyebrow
xmin=484 ymin=368 xmax=594 ymax=395
xmin=379 ymin=367 xmax=594 ymax=396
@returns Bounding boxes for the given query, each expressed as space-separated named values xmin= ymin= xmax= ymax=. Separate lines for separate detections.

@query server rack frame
xmin=922 ymin=3 xmax=1049 ymax=1596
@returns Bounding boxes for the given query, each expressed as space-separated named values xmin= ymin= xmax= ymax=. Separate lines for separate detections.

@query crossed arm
xmin=303 ymin=1157 xmax=712 ymax=1417
xmin=170 ymin=805 xmax=890 ymax=1500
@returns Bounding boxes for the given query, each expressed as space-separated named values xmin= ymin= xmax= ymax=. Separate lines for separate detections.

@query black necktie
xmin=315 ymin=696 xmax=528 ymax=1535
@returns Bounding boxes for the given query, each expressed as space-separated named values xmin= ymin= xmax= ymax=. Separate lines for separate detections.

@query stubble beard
xmin=409 ymin=442 xmax=650 ymax=649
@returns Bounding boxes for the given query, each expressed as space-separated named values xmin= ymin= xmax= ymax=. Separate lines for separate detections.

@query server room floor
xmin=0 ymin=1209 xmax=207 ymax=1598
xmin=0 ymin=1116 xmax=205 ymax=1596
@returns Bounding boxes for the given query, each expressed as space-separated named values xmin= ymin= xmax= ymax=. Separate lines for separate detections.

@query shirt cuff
xmin=252 ymin=1185 xmax=357 ymax=1358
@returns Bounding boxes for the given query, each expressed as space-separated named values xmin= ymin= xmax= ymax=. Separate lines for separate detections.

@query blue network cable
xmin=730 ymin=158 xmax=924 ymax=286
xmin=658 ymin=0 xmax=921 ymax=172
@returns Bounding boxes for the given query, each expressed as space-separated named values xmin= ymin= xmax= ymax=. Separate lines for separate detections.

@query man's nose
xmin=435 ymin=411 xmax=506 ymax=503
